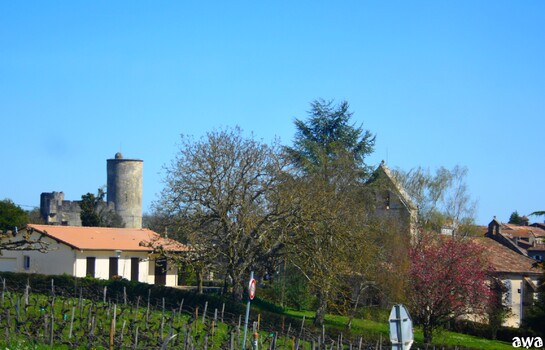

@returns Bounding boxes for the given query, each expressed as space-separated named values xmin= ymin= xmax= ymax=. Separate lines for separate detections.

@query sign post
xmin=389 ymin=304 xmax=413 ymax=350
xmin=242 ymin=271 xmax=256 ymax=349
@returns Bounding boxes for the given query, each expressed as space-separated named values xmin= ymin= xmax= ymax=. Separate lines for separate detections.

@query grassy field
xmin=0 ymin=272 xmax=522 ymax=350
xmin=283 ymin=309 xmax=516 ymax=350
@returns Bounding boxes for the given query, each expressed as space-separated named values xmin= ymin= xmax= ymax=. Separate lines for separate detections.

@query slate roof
xmin=25 ymin=224 xmax=189 ymax=252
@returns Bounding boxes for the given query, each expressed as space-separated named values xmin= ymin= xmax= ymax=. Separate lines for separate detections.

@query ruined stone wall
xmin=40 ymin=192 xmax=82 ymax=226
xmin=40 ymin=153 xmax=143 ymax=228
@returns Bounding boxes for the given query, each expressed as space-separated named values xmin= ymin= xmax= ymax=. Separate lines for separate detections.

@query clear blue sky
xmin=1 ymin=1 xmax=544 ymax=225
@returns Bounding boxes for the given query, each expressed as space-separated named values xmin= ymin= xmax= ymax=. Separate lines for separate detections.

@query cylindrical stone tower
xmin=107 ymin=152 xmax=143 ymax=229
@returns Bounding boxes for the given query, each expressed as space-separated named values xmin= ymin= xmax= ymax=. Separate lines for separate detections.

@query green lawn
xmin=283 ymin=309 xmax=515 ymax=350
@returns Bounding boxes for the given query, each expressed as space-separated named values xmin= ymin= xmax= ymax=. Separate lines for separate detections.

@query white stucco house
xmin=0 ymin=224 xmax=189 ymax=287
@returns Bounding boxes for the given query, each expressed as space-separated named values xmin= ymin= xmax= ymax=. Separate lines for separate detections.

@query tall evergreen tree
xmin=286 ymin=98 xmax=376 ymax=184
xmin=508 ymin=211 xmax=525 ymax=225
xmin=284 ymin=99 xmax=378 ymax=326
xmin=80 ymin=188 xmax=125 ymax=228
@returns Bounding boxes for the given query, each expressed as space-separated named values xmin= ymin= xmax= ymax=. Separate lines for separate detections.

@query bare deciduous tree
xmin=155 ymin=127 xmax=293 ymax=300
xmin=394 ymin=165 xmax=478 ymax=236
xmin=0 ymin=227 xmax=49 ymax=253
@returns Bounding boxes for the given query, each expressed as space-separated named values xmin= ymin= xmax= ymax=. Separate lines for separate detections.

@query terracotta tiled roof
xmin=531 ymin=223 xmax=545 ymax=231
xmin=473 ymin=237 xmax=541 ymax=274
xmin=528 ymin=244 xmax=545 ymax=252
xmin=501 ymin=223 xmax=545 ymax=238
xmin=477 ymin=226 xmax=489 ymax=235
xmin=26 ymin=224 xmax=189 ymax=252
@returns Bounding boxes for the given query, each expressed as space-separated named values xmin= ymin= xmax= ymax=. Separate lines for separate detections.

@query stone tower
xmin=107 ymin=153 xmax=143 ymax=229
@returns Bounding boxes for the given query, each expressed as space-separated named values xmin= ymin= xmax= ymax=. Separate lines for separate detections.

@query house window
xmin=154 ymin=257 xmax=167 ymax=286
xmin=86 ymin=257 xmax=96 ymax=277
xmin=131 ymin=257 xmax=139 ymax=282
xmin=109 ymin=257 xmax=119 ymax=279
xmin=23 ymin=256 xmax=30 ymax=271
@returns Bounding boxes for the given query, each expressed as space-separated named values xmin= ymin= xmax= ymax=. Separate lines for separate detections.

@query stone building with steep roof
xmin=367 ymin=161 xmax=418 ymax=237
xmin=486 ymin=217 xmax=545 ymax=260
xmin=474 ymin=236 xmax=542 ymax=327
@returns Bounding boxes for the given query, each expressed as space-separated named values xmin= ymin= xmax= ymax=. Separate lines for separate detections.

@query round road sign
xmin=249 ymin=278 xmax=256 ymax=300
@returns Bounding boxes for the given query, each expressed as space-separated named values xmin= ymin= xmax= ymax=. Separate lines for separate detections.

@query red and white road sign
xmin=248 ymin=278 xmax=256 ymax=300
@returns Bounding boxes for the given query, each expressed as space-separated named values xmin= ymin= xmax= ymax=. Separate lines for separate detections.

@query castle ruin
xmin=40 ymin=153 xmax=143 ymax=229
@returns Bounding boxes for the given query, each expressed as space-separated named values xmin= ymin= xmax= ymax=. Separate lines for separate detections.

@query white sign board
xmin=389 ymin=304 xmax=413 ymax=350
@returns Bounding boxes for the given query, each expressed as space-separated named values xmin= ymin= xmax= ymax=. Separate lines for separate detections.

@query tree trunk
xmin=230 ymin=272 xmax=244 ymax=301
xmin=232 ymin=281 xmax=244 ymax=301
xmin=196 ymin=269 xmax=204 ymax=294
xmin=313 ymin=292 xmax=328 ymax=327
xmin=423 ymin=324 xmax=433 ymax=344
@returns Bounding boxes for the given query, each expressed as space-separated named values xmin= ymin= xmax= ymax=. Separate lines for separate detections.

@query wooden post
xmin=43 ymin=312 xmax=47 ymax=343
xmin=162 ymin=297 xmax=166 ymax=316
xmin=194 ymin=307 xmax=199 ymax=334
xmin=69 ymin=306 xmax=75 ymax=339
xmin=78 ymin=288 xmax=83 ymax=319
xmin=202 ymin=301 xmax=208 ymax=324
xmin=103 ymin=286 xmax=107 ymax=303
xmin=6 ymin=309 xmax=11 ymax=342
xmin=15 ymin=296 xmax=20 ymax=326
xmin=169 ymin=309 xmax=175 ymax=338
xmin=212 ymin=308 xmax=218 ymax=336
xmin=24 ymin=281 xmax=30 ymax=306
xmin=109 ymin=304 xmax=117 ymax=350
xmin=121 ymin=319 xmax=126 ymax=342
xmin=322 ymin=325 xmax=326 ymax=345
xmin=146 ymin=289 xmax=151 ymax=323
xmin=179 ymin=298 xmax=184 ymax=316
xmin=86 ymin=304 xmax=92 ymax=331
xmin=135 ymin=295 xmax=140 ymax=323
xmin=133 ymin=325 xmax=139 ymax=350
xmin=237 ymin=315 xmax=242 ymax=348
xmin=50 ymin=311 xmax=54 ymax=348
xmin=295 ymin=315 xmax=305 ymax=349
xmin=161 ymin=308 xmax=165 ymax=340
xmin=272 ymin=332 xmax=278 ymax=350
xmin=284 ymin=323 xmax=291 ymax=350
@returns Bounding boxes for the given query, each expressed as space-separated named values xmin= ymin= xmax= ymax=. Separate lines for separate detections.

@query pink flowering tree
xmin=408 ymin=232 xmax=492 ymax=344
